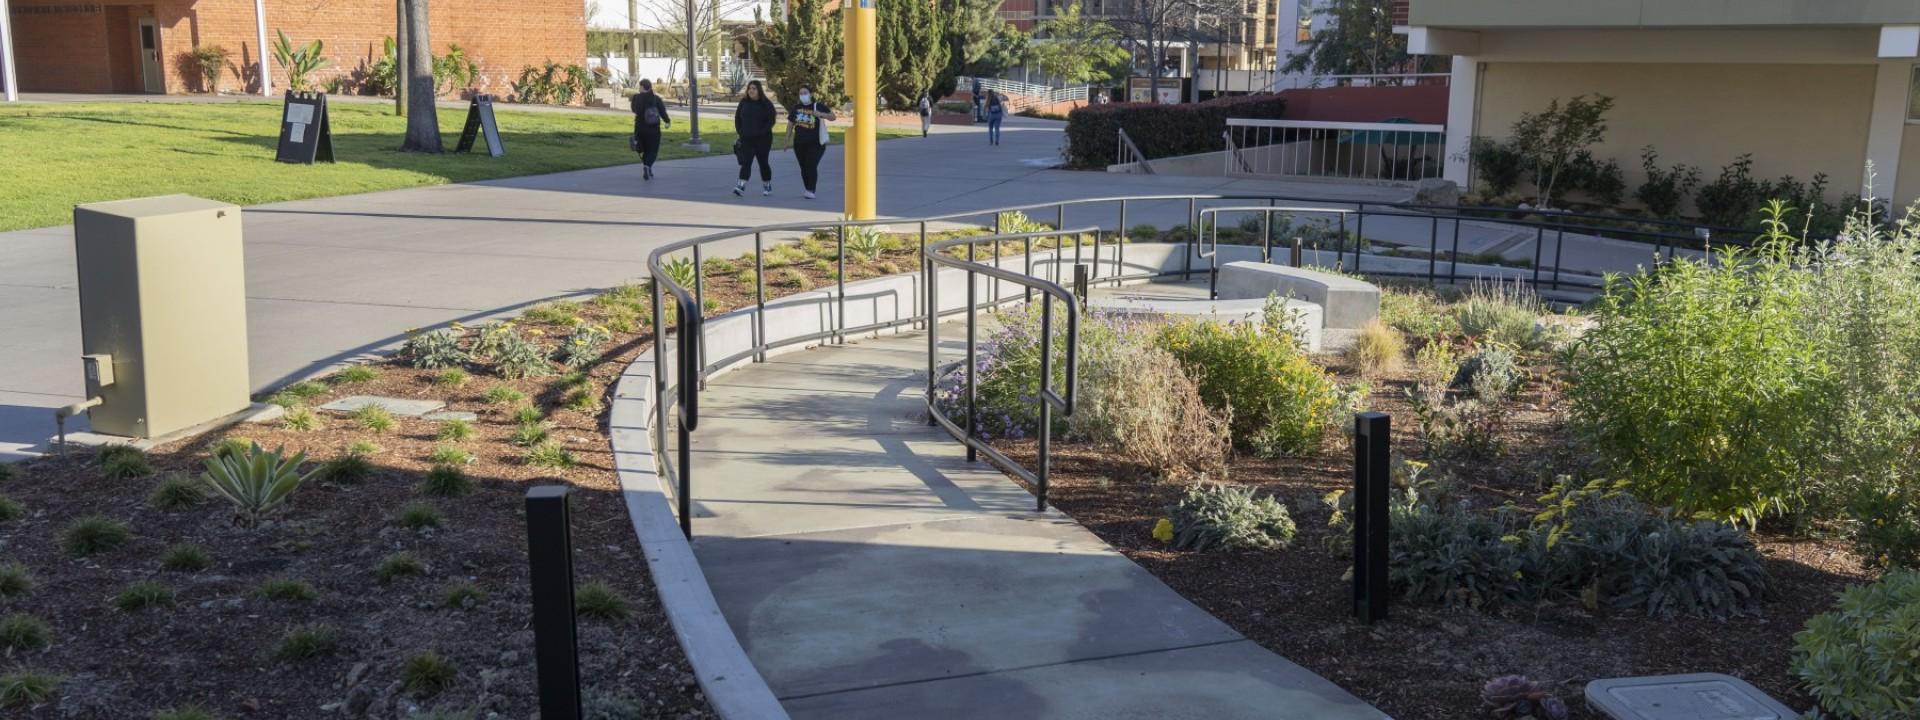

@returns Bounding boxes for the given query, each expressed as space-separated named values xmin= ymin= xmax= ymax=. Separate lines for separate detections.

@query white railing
xmin=1116 ymin=128 xmax=1154 ymax=174
xmin=1225 ymin=118 xmax=1445 ymax=183
xmin=961 ymin=76 xmax=1058 ymax=98
xmin=1263 ymin=72 xmax=1451 ymax=92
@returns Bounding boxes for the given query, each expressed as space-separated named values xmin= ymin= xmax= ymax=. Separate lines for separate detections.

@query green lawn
xmin=0 ymin=101 xmax=906 ymax=232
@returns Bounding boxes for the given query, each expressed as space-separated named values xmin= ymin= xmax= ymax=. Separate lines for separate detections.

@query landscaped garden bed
xmin=946 ymin=209 xmax=1920 ymax=718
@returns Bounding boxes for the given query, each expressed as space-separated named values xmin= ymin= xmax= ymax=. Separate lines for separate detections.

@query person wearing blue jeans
xmin=985 ymin=92 xmax=1005 ymax=145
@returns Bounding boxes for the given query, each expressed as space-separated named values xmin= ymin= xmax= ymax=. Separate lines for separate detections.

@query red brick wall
xmin=12 ymin=0 xmax=586 ymax=98
xmin=1276 ymin=84 xmax=1448 ymax=124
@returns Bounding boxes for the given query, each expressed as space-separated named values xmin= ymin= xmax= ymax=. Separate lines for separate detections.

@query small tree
xmin=1282 ymin=0 xmax=1423 ymax=77
xmin=754 ymin=0 xmax=844 ymax=106
xmin=1030 ymin=2 xmax=1129 ymax=87
xmin=931 ymin=0 xmax=1022 ymax=99
xmin=186 ymin=45 xmax=232 ymax=94
xmin=1509 ymin=94 xmax=1613 ymax=209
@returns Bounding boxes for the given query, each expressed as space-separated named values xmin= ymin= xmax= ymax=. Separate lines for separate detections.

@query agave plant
xmin=200 ymin=443 xmax=317 ymax=527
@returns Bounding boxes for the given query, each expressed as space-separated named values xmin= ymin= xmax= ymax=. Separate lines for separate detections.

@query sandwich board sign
xmin=275 ymin=91 xmax=335 ymax=164
xmin=455 ymin=94 xmax=505 ymax=157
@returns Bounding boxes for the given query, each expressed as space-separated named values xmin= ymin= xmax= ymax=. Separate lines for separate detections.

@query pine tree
xmin=753 ymin=0 xmax=845 ymax=107
xmin=878 ymin=0 xmax=949 ymax=108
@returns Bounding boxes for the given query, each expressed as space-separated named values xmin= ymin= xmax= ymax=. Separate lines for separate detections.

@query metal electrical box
xmin=73 ymin=195 xmax=251 ymax=438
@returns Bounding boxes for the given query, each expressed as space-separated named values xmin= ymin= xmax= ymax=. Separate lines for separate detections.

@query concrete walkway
xmin=0 ymin=115 xmax=1412 ymax=459
xmin=686 ymin=331 xmax=1385 ymax=719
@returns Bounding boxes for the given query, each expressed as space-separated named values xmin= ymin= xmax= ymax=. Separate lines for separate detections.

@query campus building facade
xmin=1397 ymin=0 xmax=1920 ymax=208
xmin=5 ymin=0 xmax=585 ymax=96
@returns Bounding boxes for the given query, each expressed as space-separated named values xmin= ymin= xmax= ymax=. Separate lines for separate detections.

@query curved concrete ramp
xmin=687 ymin=332 xmax=1385 ymax=719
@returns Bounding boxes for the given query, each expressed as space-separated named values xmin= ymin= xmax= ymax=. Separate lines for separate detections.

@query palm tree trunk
xmin=401 ymin=0 xmax=441 ymax=152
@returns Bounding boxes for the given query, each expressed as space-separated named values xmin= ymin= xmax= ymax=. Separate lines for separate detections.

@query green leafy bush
xmin=1454 ymin=280 xmax=1543 ymax=350
xmin=1156 ymin=318 xmax=1344 ymax=457
xmin=1380 ymin=286 xmax=1454 ymax=343
xmin=403 ymin=327 xmax=469 ymax=369
xmin=1792 ymin=569 xmax=1920 ymax=719
xmin=1635 ymin=146 xmax=1700 ymax=220
xmin=1163 ymin=483 xmax=1296 ymax=552
xmin=1451 ymin=345 xmax=1521 ymax=400
xmin=1069 ymin=317 xmax=1230 ymax=480
xmin=556 ymin=324 xmax=612 ymax=370
xmin=1063 ymin=94 xmax=1287 ymax=168
xmin=1469 ymin=137 xmax=1525 ymax=197
xmin=491 ymin=330 xmax=554 ymax=380
xmin=200 ymin=443 xmax=316 ymax=527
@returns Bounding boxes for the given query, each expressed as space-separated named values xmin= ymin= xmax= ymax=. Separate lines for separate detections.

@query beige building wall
xmin=1473 ymin=62 xmax=1880 ymax=212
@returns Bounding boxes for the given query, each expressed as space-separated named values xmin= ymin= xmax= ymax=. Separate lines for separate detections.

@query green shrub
xmin=98 ymin=445 xmax=155 ymax=479
xmin=574 ymin=581 xmax=631 ymax=622
xmin=1155 ymin=319 xmax=1344 ymax=457
xmin=335 ymin=364 xmax=379 ymax=384
xmin=436 ymin=418 xmax=475 ymax=442
xmin=441 ymin=581 xmax=485 ymax=610
xmin=427 ymin=445 xmax=471 ymax=466
xmin=524 ymin=441 xmax=575 ymax=468
xmin=351 ymin=405 xmax=396 ymax=433
xmin=255 ymin=577 xmax=317 ymax=603
xmin=1469 ymin=136 xmax=1525 ymax=197
xmin=1454 ymin=280 xmax=1542 ymax=350
xmin=483 ymin=384 xmax=525 ymax=405
xmin=469 ymin=321 xmax=517 ymax=360
xmin=433 ymin=368 xmax=471 ymax=387
xmin=114 ymin=581 xmax=175 ymax=611
xmin=1062 ymin=312 xmax=1230 ymax=481
xmin=161 ymin=544 xmax=212 ymax=572
xmin=0 ymin=563 xmax=32 ymax=600
xmin=313 ymin=451 xmax=373 ymax=485
xmin=267 ymin=380 xmax=328 ymax=407
xmin=523 ymin=300 xmax=584 ymax=325
xmin=419 ymin=465 xmax=473 ymax=497
xmin=1451 ymin=345 xmax=1522 ymax=400
xmin=402 ymin=651 xmax=457 ymax=695
xmin=511 ymin=404 xmax=544 ymax=425
xmin=62 ymin=515 xmax=130 ymax=557
xmin=1792 ymin=569 xmax=1920 ymax=719
xmin=397 ymin=503 xmax=444 ymax=530
xmin=273 ymin=623 xmax=339 ymax=662
xmin=1163 ymin=483 xmax=1296 ymax=552
xmin=557 ymin=325 xmax=611 ymax=370
xmin=200 ymin=443 xmax=316 ymax=527
xmin=1379 ymin=286 xmax=1454 ymax=342
xmin=280 ymin=405 xmax=322 ymax=432
xmin=564 ymin=389 xmax=599 ymax=413
xmin=403 ymin=327 xmax=469 ymax=369
xmin=1346 ymin=320 xmax=1406 ymax=377
xmin=1063 ymin=94 xmax=1287 ymax=168
xmin=511 ymin=422 xmax=550 ymax=447
xmin=0 ymin=613 xmax=51 ymax=653
xmin=492 ymin=331 xmax=553 ymax=379
xmin=0 ymin=670 xmax=59 ymax=709
xmin=659 ymin=256 xmax=698 ymax=290
xmin=378 ymin=552 xmax=426 ymax=582
xmin=1634 ymin=146 xmax=1700 ymax=220
xmin=0 ymin=495 xmax=18 ymax=523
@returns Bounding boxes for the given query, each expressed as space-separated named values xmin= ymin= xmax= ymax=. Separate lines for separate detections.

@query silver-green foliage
xmin=1792 ymin=569 xmax=1920 ymax=719
xmin=200 ymin=443 xmax=317 ymax=527
xmin=403 ymin=327 xmax=469 ymax=369
xmin=491 ymin=330 xmax=554 ymax=380
xmin=556 ymin=325 xmax=612 ymax=370
xmin=845 ymin=224 xmax=884 ymax=262
xmin=1454 ymin=279 xmax=1543 ymax=350
xmin=1166 ymin=483 xmax=1297 ymax=552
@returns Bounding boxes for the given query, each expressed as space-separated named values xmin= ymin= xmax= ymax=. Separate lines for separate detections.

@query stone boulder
xmin=1411 ymin=178 xmax=1461 ymax=207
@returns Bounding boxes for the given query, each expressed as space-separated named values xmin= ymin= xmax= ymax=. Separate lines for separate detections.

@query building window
xmin=1910 ymin=65 xmax=1920 ymax=123
xmin=1295 ymin=0 xmax=1315 ymax=43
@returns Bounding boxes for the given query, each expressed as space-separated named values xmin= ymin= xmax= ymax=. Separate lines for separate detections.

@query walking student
xmin=985 ymin=91 xmax=1006 ymax=146
xmin=630 ymin=79 xmax=670 ymax=180
xmin=918 ymin=94 xmax=932 ymax=138
xmin=732 ymin=80 xmax=777 ymax=197
xmin=786 ymin=84 xmax=838 ymax=200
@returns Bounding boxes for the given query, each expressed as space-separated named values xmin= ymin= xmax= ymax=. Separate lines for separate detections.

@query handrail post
xmin=836 ymin=224 xmax=847 ymax=344
xmin=1353 ymin=211 xmax=1365 ymax=274
xmin=917 ymin=221 xmax=929 ymax=329
xmin=1427 ymin=217 xmax=1438 ymax=287
xmin=1450 ymin=219 xmax=1462 ymax=282
xmin=692 ymin=245 xmax=707 ymax=389
xmin=1552 ymin=229 xmax=1566 ymax=292
xmin=964 ymin=266 xmax=978 ymax=462
xmin=754 ymin=232 xmax=766 ymax=362
xmin=1037 ymin=297 xmax=1053 ymax=511
xmin=992 ymin=213 xmax=1003 ymax=303
xmin=927 ymin=237 xmax=939 ymax=427
xmin=1207 ymin=212 xmax=1220 ymax=300
xmin=1184 ymin=197 xmax=1197 ymax=280
xmin=1262 ymin=200 xmax=1274 ymax=263
xmin=1532 ymin=226 xmax=1544 ymax=287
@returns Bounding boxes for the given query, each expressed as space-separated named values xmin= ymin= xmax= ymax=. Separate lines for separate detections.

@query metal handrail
xmin=1116 ymin=128 xmax=1154 ymax=174
xmin=644 ymin=192 xmax=1755 ymax=538
xmin=1198 ymin=205 xmax=1358 ymax=298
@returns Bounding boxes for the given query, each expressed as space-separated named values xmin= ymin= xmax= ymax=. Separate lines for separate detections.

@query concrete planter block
xmin=1215 ymin=262 xmax=1380 ymax=329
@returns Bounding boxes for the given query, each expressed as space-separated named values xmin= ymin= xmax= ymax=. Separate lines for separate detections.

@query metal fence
xmin=646 ymin=194 xmax=1761 ymax=538
xmin=1225 ymin=118 xmax=1447 ymax=183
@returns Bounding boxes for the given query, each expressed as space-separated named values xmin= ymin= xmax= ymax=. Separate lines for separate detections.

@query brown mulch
xmin=992 ymin=353 xmax=1871 ymax=719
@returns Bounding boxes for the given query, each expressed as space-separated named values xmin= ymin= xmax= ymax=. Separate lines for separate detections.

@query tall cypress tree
xmin=878 ymin=0 xmax=949 ymax=108
xmin=752 ymin=0 xmax=844 ymax=107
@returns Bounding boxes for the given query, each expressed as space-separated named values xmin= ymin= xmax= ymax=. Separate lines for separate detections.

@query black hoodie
xmin=734 ymin=97 xmax=777 ymax=139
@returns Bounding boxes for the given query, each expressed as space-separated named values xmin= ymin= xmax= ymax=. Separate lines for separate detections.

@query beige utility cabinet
xmin=73 ymin=195 xmax=251 ymax=438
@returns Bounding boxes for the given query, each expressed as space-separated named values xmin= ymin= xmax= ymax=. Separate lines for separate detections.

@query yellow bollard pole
xmin=843 ymin=0 xmax=878 ymax=219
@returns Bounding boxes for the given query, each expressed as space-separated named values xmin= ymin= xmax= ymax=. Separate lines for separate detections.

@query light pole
xmin=843 ymin=0 xmax=876 ymax=218
xmin=0 ymin=0 xmax=18 ymax=102
xmin=683 ymin=0 xmax=708 ymax=150
xmin=254 ymin=0 xmax=272 ymax=96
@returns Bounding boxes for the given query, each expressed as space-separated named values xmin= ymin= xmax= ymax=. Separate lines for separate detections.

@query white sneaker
xmin=803 ymin=191 xmax=816 ymax=200
xmin=732 ymin=182 xmax=745 ymax=197
xmin=763 ymin=183 xmax=773 ymax=196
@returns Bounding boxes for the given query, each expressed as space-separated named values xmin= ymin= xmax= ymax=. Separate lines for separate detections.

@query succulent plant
xmin=1481 ymin=675 xmax=1567 ymax=720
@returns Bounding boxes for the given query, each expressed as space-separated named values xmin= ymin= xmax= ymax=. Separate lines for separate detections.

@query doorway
xmin=137 ymin=17 xmax=163 ymax=93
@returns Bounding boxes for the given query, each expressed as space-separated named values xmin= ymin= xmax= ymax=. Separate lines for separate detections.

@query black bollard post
xmin=526 ymin=485 xmax=582 ymax=720
xmin=1352 ymin=412 xmax=1390 ymax=625
xmin=1073 ymin=264 xmax=1090 ymax=307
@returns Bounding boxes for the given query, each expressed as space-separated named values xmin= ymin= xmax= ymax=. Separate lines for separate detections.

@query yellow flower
xmin=526 ymin=328 xmax=545 ymax=337
xmin=1152 ymin=518 xmax=1174 ymax=543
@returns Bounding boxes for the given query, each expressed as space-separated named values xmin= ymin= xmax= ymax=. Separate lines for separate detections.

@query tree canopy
xmin=753 ymin=0 xmax=845 ymax=106
xmin=1029 ymin=1 xmax=1129 ymax=86
xmin=878 ymin=0 xmax=951 ymax=107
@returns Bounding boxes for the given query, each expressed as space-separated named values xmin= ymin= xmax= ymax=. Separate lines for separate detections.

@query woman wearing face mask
xmin=785 ymin=84 xmax=838 ymax=200
xmin=629 ymin=79 xmax=670 ymax=180
xmin=732 ymin=80 xmax=778 ymax=197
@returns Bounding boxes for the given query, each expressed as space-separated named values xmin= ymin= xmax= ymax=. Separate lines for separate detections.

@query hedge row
xmin=1063 ymin=94 xmax=1288 ymax=169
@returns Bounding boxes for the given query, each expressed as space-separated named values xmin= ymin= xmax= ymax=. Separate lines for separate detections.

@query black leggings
xmin=635 ymin=125 xmax=662 ymax=166
xmin=794 ymin=143 xmax=827 ymax=192
xmin=736 ymin=135 xmax=773 ymax=182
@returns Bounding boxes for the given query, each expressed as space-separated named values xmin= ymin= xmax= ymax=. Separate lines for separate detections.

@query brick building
xmin=4 ymin=0 xmax=585 ymax=96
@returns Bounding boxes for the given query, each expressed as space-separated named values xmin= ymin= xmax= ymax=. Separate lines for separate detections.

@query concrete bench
xmin=1215 ymin=261 xmax=1380 ymax=329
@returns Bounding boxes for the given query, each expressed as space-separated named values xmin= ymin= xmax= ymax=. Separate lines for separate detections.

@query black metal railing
xmin=645 ymin=193 xmax=1739 ymax=538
